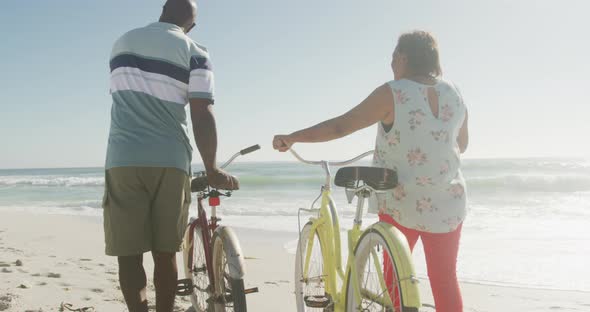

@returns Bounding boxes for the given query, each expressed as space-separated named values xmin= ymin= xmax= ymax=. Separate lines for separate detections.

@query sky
xmin=0 ymin=0 xmax=589 ymax=169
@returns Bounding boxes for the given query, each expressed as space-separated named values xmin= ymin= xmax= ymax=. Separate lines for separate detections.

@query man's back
xmin=102 ymin=3 xmax=238 ymax=311
xmin=106 ymin=22 xmax=214 ymax=174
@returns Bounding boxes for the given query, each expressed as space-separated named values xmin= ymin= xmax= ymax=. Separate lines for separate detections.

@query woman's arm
xmin=457 ymin=110 xmax=469 ymax=153
xmin=273 ymin=84 xmax=394 ymax=151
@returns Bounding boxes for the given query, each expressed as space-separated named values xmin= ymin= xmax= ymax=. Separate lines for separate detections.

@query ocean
xmin=1 ymin=158 xmax=589 ymax=292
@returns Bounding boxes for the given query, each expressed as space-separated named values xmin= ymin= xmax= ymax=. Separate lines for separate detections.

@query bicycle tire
xmin=212 ymin=228 xmax=247 ymax=312
xmin=182 ymin=224 xmax=212 ymax=312
xmin=294 ymin=221 xmax=329 ymax=312
xmin=345 ymin=225 xmax=419 ymax=312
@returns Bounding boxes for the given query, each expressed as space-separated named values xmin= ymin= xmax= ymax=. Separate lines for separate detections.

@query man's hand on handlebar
xmin=206 ymin=167 xmax=240 ymax=190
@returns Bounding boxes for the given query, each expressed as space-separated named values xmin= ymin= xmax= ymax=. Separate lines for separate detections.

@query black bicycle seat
xmin=191 ymin=176 xmax=209 ymax=192
xmin=334 ymin=166 xmax=398 ymax=191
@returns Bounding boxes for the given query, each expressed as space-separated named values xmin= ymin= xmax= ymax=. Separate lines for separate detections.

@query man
xmin=103 ymin=1 xmax=238 ymax=311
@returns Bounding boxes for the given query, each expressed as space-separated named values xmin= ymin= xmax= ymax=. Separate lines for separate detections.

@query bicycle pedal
xmin=175 ymin=278 xmax=194 ymax=296
xmin=304 ymin=295 xmax=332 ymax=308
xmin=244 ymin=287 xmax=259 ymax=294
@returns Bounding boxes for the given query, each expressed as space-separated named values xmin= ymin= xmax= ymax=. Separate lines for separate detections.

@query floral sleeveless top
xmin=369 ymin=79 xmax=467 ymax=233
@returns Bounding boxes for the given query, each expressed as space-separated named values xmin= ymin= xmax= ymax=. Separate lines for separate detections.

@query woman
xmin=273 ymin=30 xmax=468 ymax=312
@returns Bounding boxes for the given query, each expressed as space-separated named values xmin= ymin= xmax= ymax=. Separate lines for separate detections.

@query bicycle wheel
xmin=294 ymin=221 xmax=329 ymax=312
xmin=182 ymin=224 xmax=211 ymax=312
xmin=212 ymin=227 xmax=247 ymax=312
xmin=345 ymin=227 xmax=419 ymax=312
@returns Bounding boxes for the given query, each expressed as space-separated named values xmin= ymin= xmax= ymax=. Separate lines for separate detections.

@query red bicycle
xmin=177 ymin=145 xmax=260 ymax=312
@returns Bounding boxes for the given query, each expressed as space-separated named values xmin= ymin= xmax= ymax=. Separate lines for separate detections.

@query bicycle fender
xmin=213 ymin=226 xmax=246 ymax=279
xmin=366 ymin=222 xmax=421 ymax=309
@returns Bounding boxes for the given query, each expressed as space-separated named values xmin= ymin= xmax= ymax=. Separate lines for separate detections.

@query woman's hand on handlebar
xmin=207 ymin=168 xmax=240 ymax=190
xmin=273 ymin=135 xmax=293 ymax=152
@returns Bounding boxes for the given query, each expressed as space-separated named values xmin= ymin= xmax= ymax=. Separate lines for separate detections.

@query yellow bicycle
xmin=290 ymin=148 xmax=421 ymax=312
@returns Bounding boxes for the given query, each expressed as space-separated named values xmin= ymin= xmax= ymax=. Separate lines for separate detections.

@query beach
xmin=1 ymin=211 xmax=588 ymax=312
xmin=1 ymin=159 xmax=590 ymax=311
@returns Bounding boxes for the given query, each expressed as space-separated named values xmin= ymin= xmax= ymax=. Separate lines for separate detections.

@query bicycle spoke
xmin=297 ymin=227 xmax=327 ymax=311
xmin=362 ymin=237 xmax=374 ymax=292
xmin=222 ymin=252 xmax=235 ymax=310
xmin=361 ymin=287 xmax=392 ymax=310
xmin=370 ymin=248 xmax=393 ymax=307
xmin=190 ymin=231 xmax=210 ymax=311
xmin=356 ymin=239 xmax=396 ymax=312
xmin=302 ymin=274 xmax=327 ymax=283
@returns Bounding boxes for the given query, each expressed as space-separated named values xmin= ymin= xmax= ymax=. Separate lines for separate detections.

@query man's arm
xmin=190 ymin=98 xmax=239 ymax=190
xmin=190 ymin=99 xmax=218 ymax=171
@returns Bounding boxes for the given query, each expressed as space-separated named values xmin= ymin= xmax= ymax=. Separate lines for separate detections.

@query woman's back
xmin=372 ymin=78 xmax=467 ymax=233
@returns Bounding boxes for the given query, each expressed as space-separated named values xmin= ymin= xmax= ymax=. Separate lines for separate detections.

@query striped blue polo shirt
xmin=106 ymin=22 xmax=215 ymax=174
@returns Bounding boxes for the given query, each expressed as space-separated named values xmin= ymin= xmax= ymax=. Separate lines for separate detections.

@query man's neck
xmin=158 ymin=17 xmax=182 ymax=29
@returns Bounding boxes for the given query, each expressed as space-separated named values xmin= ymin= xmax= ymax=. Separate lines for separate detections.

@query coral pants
xmin=379 ymin=214 xmax=463 ymax=312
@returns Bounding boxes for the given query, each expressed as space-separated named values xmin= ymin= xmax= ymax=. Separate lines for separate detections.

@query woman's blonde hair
xmin=395 ymin=30 xmax=442 ymax=78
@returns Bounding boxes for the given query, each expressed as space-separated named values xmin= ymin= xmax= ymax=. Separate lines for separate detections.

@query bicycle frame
xmin=294 ymin=148 xmax=420 ymax=311
xmin=302 ymin=188 xmax=366 ymax=311
xmin=185 ymin=192 xmax=220 ymax=285
xmin=184 ymin=144 xmax=261 ymax=289
xmin=293 ymin=149 xmax=373 ymax=311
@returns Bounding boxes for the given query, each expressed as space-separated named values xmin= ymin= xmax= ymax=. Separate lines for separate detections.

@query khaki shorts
xmin=102 ymin=167 xmax=191 ymax=256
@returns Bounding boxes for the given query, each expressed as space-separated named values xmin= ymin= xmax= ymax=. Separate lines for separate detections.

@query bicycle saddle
xmin=191 ymin=176 xmax=209 ymax=192
xmin=334 ymin=166 xmax=398 ymax=191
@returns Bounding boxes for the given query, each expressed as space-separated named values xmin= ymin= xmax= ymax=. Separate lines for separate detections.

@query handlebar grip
xmin=191 ymin=176 xmax=209 ymax=193
xmin=240 ymin=144 xmax=261 ymax=155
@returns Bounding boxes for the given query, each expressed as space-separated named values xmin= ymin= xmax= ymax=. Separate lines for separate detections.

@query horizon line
xmin=1 ymin=155 xmax=589 ymax=171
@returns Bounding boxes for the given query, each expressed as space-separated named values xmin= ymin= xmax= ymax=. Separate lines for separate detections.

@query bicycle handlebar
xmin=192 ymin=144 xmax=261 ymax=192
xmin=220 ymin=144 xmax=260 ymax=169
xmin=289 ymin=148 xmax=374 ymax=167
xmin=240 ymin=144 xmax=261 ymax=156
xmin=288 ymin=148 xmax=374 ymax=188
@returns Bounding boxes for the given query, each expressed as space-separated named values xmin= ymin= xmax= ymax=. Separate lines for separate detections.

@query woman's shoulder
xmin=437 ymin=80 xmax=467 ymax=112
xmin=437 ymin=79 xmax=462 ymax=94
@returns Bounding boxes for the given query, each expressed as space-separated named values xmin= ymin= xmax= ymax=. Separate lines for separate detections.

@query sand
xmin=0 ymin=211 xmax=588 ymax=312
